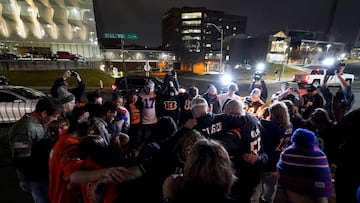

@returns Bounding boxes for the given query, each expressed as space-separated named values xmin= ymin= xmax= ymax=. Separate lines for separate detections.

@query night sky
xmin=94 ymin=0 xmax=360 ymax=48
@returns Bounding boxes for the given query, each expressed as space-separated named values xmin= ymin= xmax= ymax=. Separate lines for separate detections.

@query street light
xmin=206 ymin=23 xmax=224 ymax=72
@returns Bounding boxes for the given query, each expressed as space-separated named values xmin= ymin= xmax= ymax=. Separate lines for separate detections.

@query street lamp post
xmin=326 ymin=44 xmax=331 ymax=55
xmin=206 ymin=23 xmax=223 ymax=72
xmin=279 ymin=45 xmax=288 ymax=81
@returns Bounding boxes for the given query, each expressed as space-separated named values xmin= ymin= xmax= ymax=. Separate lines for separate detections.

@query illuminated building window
xmin=271 ymin=41 xmax=286 ymax=52
xmin=225 ymin=55 xmax=230 ymax=61
xmin=226 ymin=25 xmax=229 ymax=29
xmin=2 ymin=1 xmax=17 ymax=14
xmin=233 ymin=27 xmax=237 ymax=30
xmin=182 ymin=35 xmax=201 ymax=40
xmin=182 ymin=20 xmax=201 ymax=26
xmin=182 ymin=29 xmax=201 ymax=34
xmin=205 ymin=43 xmax=211 ymax=48
xmin=68 ymin=7 xmax=81 ymax=20
xmin=181 ymin=12 xmax=202 ymax=19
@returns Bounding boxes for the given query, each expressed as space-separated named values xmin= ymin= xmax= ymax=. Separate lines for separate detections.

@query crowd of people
xmin=7 ymin=66 xmax=360 ymax=203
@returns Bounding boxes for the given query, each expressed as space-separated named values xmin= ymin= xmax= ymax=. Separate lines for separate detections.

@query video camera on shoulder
xmin=253 ymin=71 xmax=264 ymax=81
xmin=326 ymin=61 xmax=345 ymax=75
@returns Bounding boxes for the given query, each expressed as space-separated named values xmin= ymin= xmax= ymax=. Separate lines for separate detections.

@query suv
xmin=112 ymin=75 xmax=164 ymax=95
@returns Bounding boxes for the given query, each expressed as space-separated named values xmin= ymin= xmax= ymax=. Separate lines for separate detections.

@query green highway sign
xmin=104 ymin=33 xmax=138 ymax=40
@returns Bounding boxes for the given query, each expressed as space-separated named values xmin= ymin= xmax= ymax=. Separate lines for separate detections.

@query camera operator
xmin=300 ymin=85 xmax=324 ymax=119
xmin=321 ymin=63 xmax=355 ymax=123
xmin=50 ymin=70 xmax=85 ymax=103
xmin=249 ymin=73 xmax=268 ymax=102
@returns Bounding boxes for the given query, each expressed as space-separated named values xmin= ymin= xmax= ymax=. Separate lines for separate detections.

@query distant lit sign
xmin=103 ymin=33 xmax=138 ymax=39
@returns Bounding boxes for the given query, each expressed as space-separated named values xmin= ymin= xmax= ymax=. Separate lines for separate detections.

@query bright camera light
xmin=322 ymin=58 xmax=335 ymax=66
xmin=220 ymin=74 xmax=232 ymax=85
xmin=256 ymin=63 xmax=265 ymax=71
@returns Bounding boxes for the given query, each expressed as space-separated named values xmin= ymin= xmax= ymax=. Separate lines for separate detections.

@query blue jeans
xmin=20 ymin=180 xmax=49 ymax=203
xmin=251 ymin=172 xmax=278 ymax=203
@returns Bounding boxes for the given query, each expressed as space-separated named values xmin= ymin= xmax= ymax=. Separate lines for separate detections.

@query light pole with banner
xmin=144 ymin=60 xmax=151 ymax=77
xmin=279 ymin=45 xmax=288 ymax=81
xmin=206 ymin=23 xmax=224 ymax=72
xmin=103 ymin=33 xmax=138 ymax=95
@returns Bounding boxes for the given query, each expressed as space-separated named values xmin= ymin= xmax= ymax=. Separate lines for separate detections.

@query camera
xmin=326 ymin=62 xmax=345 ymax=75
xmin=253 ymin=71 xmax=264 ymax=81
xmin=70 ymin=70 xmax=78 ymax=77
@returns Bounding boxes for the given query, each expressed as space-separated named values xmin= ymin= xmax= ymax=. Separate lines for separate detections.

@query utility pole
xmin=279 ymin=45 xmax=288 ymax=81
xmin=121 ymin=38 xmax=128 ymax=94
xmin=206 ymin=23 xmax=224 ymax=72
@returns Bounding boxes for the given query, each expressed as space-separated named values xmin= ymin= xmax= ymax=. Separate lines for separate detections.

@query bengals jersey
xmin=178 ymin=93 xmax=195 ymax=126
xmin=195 ymin=113 xmax=251 ymax=139
xmin=80 ymin=158 xmax=118 ymax=203
xmin=49 ymin=132 xmax=84 ymax=203
xmin=243 ymin=96 xmax=266 ymax=118
xmin=157 ymin=89 xmax=180 ymax=123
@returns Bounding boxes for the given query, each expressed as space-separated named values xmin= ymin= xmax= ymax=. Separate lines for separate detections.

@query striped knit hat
xmin=277 ymin=128 xmax=333 ymax=197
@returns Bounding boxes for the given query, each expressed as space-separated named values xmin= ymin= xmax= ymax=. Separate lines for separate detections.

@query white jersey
xmin=138 ymin=90 xmax=158 ymax=125
xmin=218 ymin=93 xmax=242 ymax=112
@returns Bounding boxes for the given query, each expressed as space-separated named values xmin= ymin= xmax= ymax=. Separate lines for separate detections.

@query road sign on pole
xmin=103 ymin=33 xmax=138 ymax=40
xmin=144 ymin=61 xmax=151 ymax=72
xmin=144 ymin=60 xmax=151 ymax=77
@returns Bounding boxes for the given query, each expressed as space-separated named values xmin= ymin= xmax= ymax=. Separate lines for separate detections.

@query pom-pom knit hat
xmin=277 ymin=128 xmax=333 ymax=197
xmin=59 ymin=91 xmax=75 ymax=104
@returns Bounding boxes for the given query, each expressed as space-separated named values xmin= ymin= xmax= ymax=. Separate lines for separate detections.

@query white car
xmin=0 ymin=85 xmax=46 ymax=123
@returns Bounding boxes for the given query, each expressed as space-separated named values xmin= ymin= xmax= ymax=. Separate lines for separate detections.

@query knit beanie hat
xmin=59 ymin=90 xmax=75 ymax=104
xmin=277 ymin=128 xmax=333 ymax=197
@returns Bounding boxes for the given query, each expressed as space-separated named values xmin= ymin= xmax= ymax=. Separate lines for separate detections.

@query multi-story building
xmin=0 ymin=0 xmax=99 ymax=58
xmin=162 ymin=7 xmax=246 ymax=72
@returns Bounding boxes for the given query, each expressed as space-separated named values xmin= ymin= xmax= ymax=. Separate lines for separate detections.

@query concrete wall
xmin=0 ymin=60 xmax=101 ymax=71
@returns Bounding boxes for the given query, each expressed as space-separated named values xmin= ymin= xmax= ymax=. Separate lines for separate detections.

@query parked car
xmin=111 ymin=75 xmax=164 ymax=95
xmin=0 ymin=53 xmax=19 ymax=60
xmin=45 ymin=51 xmax=80 ymax=61
xmin=77 ymin=55 xmax=87 ymax=62
xmin=0 ymin=85 xmax=46 ymax=123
